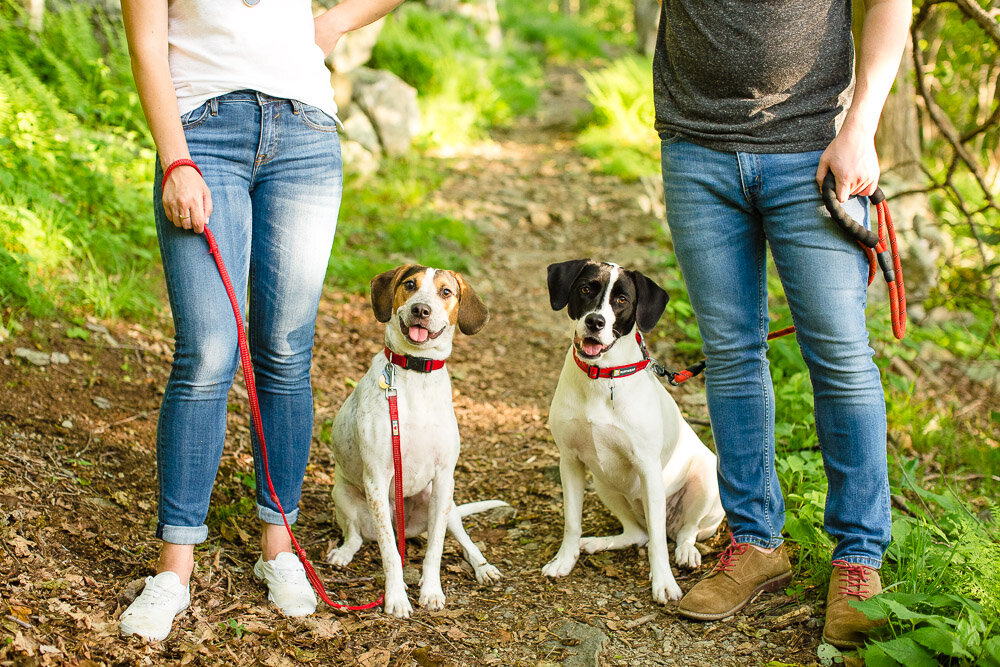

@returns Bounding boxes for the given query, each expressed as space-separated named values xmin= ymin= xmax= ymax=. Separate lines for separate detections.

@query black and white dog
xmin=542 ymin=259 xmax=724 ymax=603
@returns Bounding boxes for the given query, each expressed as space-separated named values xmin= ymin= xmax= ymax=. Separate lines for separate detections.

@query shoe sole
xmin=820 ymin=632 xmax=864 ymax=649
xmin=119 ymin=601 xmax=190 ymax=642
xmin=677 ymin=571 xmax=793 ymax=621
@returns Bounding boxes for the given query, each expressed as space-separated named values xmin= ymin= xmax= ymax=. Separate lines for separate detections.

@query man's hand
xmin=816 ymin=121 xmax=880 ymax=203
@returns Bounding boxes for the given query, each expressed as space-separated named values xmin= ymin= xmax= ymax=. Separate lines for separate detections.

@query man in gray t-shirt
xmin=653 ymin=0 xmax=911 ymax=648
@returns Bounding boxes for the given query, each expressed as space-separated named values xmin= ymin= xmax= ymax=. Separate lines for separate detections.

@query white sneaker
xmin=119 ymin=571 xmax=190 ymax=641
xmin=253 ymin=552 xmax=317 ymax=617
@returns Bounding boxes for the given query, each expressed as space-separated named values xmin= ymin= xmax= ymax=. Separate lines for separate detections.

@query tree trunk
xmin=634 ymin=0 xmax=660 ymax=56
xmin=29 ymin=0 xmax=44 ymax=32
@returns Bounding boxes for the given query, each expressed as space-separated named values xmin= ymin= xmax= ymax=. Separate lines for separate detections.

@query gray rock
xmin=92 ymin=397 xmax=112 ymax=410
xmin=61 ymin=420 xmax=73 ymax=429
xmin=50 ymin=352 xmax=70 ymax=364
xmin=402 ymin=565 xmax=420 ymax=586
xmin=351 ymin=68 xmax=421 ymax=157
xmin=550 ymin=619 xmax=608 ymax=667
xmin=325 ymin=16 xmax=385 ymax=74
xmin=341 ymin=140 xmax=380 ymax=179
xmin=14 ymin=348 xmax=50 ymax=366
xmin=341 ymin=108 xmax=382 ymax=157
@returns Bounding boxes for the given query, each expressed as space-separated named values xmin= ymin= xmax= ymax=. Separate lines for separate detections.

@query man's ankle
xmin=751 ymin=544 xmax=777 ymax=554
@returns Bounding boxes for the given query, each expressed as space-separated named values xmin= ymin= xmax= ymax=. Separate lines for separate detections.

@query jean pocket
xmin=297 ymin=104 xmax=339 ymax=133
xmin=180 ymin=102 xmax=210 ymax=130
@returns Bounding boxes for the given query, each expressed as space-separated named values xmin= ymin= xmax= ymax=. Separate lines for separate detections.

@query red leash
xmin=203 ymin=227 xmax=403 ymax=611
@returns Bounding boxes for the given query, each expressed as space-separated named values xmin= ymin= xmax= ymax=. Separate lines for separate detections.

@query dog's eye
xmin=616 ymin=295 xmax=629 ymax=305
xmin=403 ymin=279 xmax=416 ymax=291
xmin=580 ymin=285 xmax=591 ymax=295
xmin=440 ymin=287 xmax=453 ymax=298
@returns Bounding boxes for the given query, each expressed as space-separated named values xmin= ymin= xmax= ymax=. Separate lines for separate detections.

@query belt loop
xmin=209 ymin=97 xmax=218 ymax=116
xmin=255 ymin=91 xmax=264 ymax=107
xmin=290 ymin=99 xmax=301 ymax=114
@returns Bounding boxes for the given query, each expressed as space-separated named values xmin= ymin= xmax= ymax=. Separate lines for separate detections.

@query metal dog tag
xmin=378 ymin=364 xmax=393 ymax=390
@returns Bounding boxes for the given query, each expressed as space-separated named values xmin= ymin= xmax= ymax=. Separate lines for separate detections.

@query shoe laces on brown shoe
xmin=832 ymin=560 xmax=877 ymax=599
xmin=677 ymin=535 xmax=792 ymax=621
xmin=713 ymin=538 xmax=750 ymax=573
xmin=823 ymin=560 xmax=885 ymax=648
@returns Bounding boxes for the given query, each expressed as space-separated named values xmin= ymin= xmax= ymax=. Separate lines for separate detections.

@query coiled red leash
xmin=203 ymin=226 xmax=403 ymax=611
xmin=822 ymin=172 xmax=906 ymax=340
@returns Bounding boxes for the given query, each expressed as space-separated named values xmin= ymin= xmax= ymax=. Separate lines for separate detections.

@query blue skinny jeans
xmin=153 ymin=91 xmax=342 ymax=544
xmin=660 ymin=136 xmax=891 ymax=568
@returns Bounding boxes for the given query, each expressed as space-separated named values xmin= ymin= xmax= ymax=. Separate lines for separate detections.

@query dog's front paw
xmin=474 ymin=563 xmax=502 ymax=584
xmin=673 ymin=542 xmax=702 ymax=569
xmin=418 ymin=586 xmax=446 ymax=611
xmin=651 ymin=576 xmax=683 ymax=604
xmin=383 ymin=590 xmax=413 ymax=619
xmin=542 ymin=551 xmax=578 ymax=578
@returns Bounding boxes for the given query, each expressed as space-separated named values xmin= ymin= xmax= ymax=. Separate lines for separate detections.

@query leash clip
xmin=382 ymin=362 xmax=397 ymax=399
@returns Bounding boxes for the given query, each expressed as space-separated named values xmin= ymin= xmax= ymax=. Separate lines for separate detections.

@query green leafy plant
xmin=854 ymin=469 xmax=1000 ymax=665
xmin=0 ymin=2 xmax=160 ymax=318
xmin=577 ymin=56 xmax=659 ymax=181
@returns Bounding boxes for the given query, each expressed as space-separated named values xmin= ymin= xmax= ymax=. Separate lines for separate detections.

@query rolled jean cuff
xmin=258 ymin=503 xmax=298 ymax=526
xmin=832 ymin=555 xmax=882 ymax=569
xmin=157 ymin=523 xmax=209 ymax=545
xmin=734 ymin=534 xmax=784 ymax=550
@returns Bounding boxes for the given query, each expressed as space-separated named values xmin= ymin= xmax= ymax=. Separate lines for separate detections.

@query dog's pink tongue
xmin=409 ymin=326 xmax=429 ymax=342
xmin=582 ymin=340 xmax=604 ymax=356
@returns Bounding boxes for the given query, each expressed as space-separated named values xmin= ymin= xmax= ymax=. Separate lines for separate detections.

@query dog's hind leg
xmin=325 ymin=474 xmax=366 ymax=567
xmin=667 ymin=454 xmax=724 ymax=569
xmin=447 ymin=502 xmax=502 ymax=584
xmin=579 ymin=476 xmax=648 ymax=554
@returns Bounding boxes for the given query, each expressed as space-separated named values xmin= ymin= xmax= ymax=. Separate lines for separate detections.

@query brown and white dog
xmin=542 ymin=259 xmax=724 ymax=604
xmin=325 ymin=265 xmax=505 ymax=618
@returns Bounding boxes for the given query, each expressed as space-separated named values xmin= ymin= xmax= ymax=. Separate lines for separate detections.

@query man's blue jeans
xmin=660 ymin=136 xmax=890 ymax=567
xmin=152 ymin=91 xmax=343 ymax=544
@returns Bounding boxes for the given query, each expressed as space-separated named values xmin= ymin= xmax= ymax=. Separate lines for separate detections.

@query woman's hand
xmin=162 ymin=165 xmax=213 ymax=234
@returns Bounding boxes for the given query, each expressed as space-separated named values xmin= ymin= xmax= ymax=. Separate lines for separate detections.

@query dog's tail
xmin=456 ymin=499 xmax=510 ymax=518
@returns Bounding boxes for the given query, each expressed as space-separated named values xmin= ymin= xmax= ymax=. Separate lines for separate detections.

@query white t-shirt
xmin=168 ymin=0 xmax=337 ymax=118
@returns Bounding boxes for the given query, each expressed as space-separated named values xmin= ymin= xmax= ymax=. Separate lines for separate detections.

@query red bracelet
xmin=161 ymin=158 xmax=202 ymax=191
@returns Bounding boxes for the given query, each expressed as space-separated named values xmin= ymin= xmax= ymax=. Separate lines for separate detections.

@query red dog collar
xmin=573 ymin=332 xmax=650 ymax=380
xmin=384 ymin=347 xmax=446 ymax=373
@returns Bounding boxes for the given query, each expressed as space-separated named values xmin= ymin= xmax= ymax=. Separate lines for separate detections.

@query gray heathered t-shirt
xmin=652 ymin=0 xmax=856 ymax=153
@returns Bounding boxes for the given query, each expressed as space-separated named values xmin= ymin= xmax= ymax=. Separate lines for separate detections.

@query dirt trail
xmin=0 ymin=100 xmax=829 ymax=665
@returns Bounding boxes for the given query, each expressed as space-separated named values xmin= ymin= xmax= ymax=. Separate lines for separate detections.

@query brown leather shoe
xmin=677 ymin=536 xmax=792 ymax=621
xmin=822 ymin=560 xmax=885 ymax=648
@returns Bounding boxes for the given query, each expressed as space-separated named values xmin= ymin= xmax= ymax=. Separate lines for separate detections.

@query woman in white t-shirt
xmin=119 ymin=0 xmax=402 ymax=642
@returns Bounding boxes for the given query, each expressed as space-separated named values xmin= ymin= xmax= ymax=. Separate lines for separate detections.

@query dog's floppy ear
xmin=628 ymin=269 xmax=669 ymax=333
xmin=370 ymin=264 xmax=412 ymax=323
xmin=547 ymin=259 xmax=590 ymax=312
xmin=454 ymin=273 xmax=489 ymax=335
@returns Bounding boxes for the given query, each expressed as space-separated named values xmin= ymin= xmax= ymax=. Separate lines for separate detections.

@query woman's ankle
xmin=157 ymin=543 xmax=195 ymax=586
xmin=260 ymin=521 xmax=293 ymax=561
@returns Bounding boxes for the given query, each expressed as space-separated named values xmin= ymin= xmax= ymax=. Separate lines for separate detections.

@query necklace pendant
xmin=242 ymin=0 xmax=261 ymax=6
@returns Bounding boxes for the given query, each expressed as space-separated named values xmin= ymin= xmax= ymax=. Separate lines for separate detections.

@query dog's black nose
xmin=585 ymin=313 xmax=605 ymax=331
xmin=411 ymin=302 xmax=431 ymax=319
